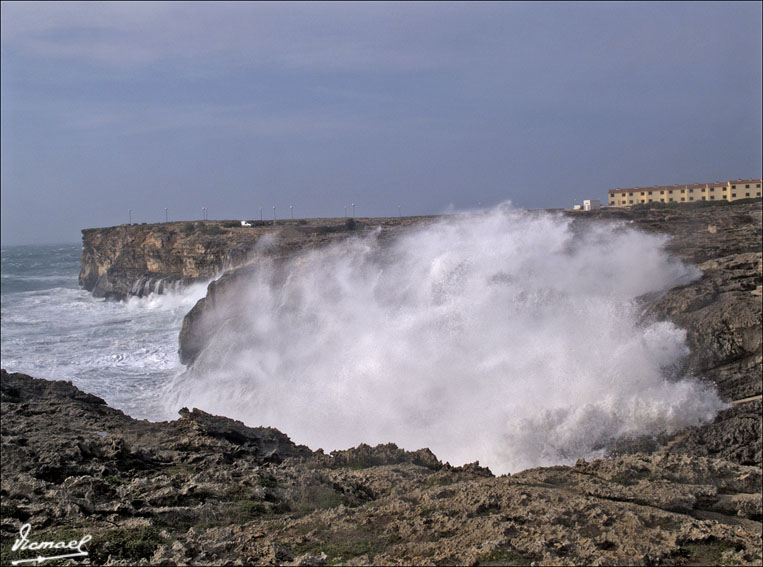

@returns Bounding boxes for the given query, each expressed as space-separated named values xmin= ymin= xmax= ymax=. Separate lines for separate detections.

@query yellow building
xmin=608 ymin=178 xmax=762 ymax=207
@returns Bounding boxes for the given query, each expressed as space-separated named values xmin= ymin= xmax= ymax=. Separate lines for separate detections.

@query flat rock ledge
xmin=1 ymin=369 xmax=761 ymax=566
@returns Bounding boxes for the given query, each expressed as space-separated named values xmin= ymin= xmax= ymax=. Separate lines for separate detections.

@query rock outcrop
xmin=80 ymin=217 xmax=435 ymax=301
xmin=80 ymin=221 xmax=259 ymax=300
xmin=571 ymin=202 xmax=762 ymax=403
xmin=2 ymin=369 xmax=761 ymax=566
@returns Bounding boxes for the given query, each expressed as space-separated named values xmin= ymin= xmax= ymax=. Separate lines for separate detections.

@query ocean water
xmin=0 ymin=243 xmax=208 ymax=420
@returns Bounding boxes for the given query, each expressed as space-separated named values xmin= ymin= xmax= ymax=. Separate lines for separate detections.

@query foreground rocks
xmin=1 ymin=370 xmax=761 ymax=566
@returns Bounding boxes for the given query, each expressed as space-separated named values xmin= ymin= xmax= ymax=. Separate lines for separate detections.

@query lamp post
xmin=290 ymin=204 xmax=294 ymax=219
xmin=398 ymin=204 xmax=401 ymax=218
xmin=128 ymin=209 xmax=132 ymax=224
xmin=273 ymin=205 xmax=276 ymax=224
xmin=351 ymin=203 xmax=355 ymax=217
xmin=260 ymin=207 xmax=263 ymax=221
xmin=344 ymin=205 xmax=347 ymax=218
xmin=165 ymin=208 xmax=168 ymax=223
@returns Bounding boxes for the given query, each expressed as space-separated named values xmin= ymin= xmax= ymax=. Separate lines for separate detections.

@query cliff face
xmin=79 ymin=218 xmax=435 ymax=301
xmin=79 ymin=221 xmax=262 ymax=300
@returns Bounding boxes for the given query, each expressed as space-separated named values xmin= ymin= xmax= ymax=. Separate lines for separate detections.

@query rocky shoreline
xmin=2 ymin=201 xmax=761 ymax=565
xmin=1 ymin=369 xmax=761 ymax=565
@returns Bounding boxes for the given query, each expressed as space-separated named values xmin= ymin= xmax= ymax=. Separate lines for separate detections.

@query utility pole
xmin=398 ymin=204 xmax=401 ymax=218
xmin=165 ymin=208 xmax=168 ymax=223
xmin=344 ymin=205 xmax=347 ymax=218
xmin=260 ymin=207 xmax=263 ymax=221
xmin=351 ymin=203 xmax=355 ymax=217
xmin=273 ymin=205 xmax=276 ymax=224
xmin=129 ymin=209 xmax=132 ymax=224
xmin=290 ymin=204 xmax=294 ymax=219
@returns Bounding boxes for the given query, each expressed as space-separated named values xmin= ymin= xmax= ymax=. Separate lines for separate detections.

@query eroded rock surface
xmin=1 ymin=370 xmax=761 ymax=566
xmin=80 ymin=217 xmax=435 ymax=301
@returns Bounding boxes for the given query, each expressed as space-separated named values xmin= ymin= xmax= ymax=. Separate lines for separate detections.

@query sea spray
xmin=166 ymin=204 xmax=726 ymax=473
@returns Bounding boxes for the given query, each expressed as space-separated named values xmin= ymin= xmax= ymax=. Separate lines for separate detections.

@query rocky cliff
xmin=80 ymin=217 xmax=436 ymax=301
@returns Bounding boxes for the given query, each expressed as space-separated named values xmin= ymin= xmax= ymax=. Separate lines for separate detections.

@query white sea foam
xmin=165 ymin=203 xmax=726 ymax=474
xmin=2 ymin=269 xmax=209 ymax=420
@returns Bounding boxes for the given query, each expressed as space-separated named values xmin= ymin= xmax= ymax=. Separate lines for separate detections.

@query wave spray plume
xmin=167 ymin=204 xmax=725 ymax=473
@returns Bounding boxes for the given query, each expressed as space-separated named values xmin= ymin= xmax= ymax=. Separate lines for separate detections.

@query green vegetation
xmin=293 ymin=526 xmax=381 ymax=566
xmin=678 ymin=540 xmax=744 ymax=566
xmin=477 ymin=546 xmax=532 ymax=566
xmin=89 ymin=526 xmax=165 ymax=565
xmin=200 ymin=224 xmax=225 ymax=236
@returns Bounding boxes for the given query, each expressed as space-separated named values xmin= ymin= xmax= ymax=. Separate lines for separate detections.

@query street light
xmin=165 ymin=208 xmax=168 ymax=223
xmin=351 ymin=203 xmax=355 ymax=217
xmin=129 ymin=209 xmax=132 ymax=224
xmin=398 ymin=204 xmax=401 ymax=218
xmin=344 ymin=205 xmax=347 ymax=218
xmin=290 ymin=204 xmax=294 ymax=219
xmin=260 ymin=207 xmax=263 ymax=221
xmin=273 ymin=205 xmax=276 ymax=224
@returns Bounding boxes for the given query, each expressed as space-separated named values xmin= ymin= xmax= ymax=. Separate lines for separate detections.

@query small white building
xmin=241 ymin=220 xmax=252 ymax=227
xmin=583 ymin=199 xmax=600 ymax=211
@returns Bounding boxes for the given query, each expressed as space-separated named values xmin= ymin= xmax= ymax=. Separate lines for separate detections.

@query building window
xmin=640 ymin=192 xmax=645 ymax=195
xmin=669 ymin=198 xmax=673 ymax=202
xmin=702 ymin=197 xmax=706 ymax=201
xmin=648 ymin=199 xmax=653 ymax=202
xmin=732 ymin=194 xmax=736 ymax=198
xmin=710 ymin=196 xmax=714 ymax=200
xmin=681 ymin=198 xmax=685 ymax=201
xmin=756 ymin=184 xmax=761 ymax=188
xmin=660 ymin=198 xmax=665 ymax=202
xmin=680 ymin=189 xmax=685 ymax=193
xmin=746 ymin=193 xmax=750 ymax=197
xmin=660 ymin=191 xmax=664 ymax=194
xmin=757 ymin=192 xmax=761 ymax=196
xmin=641 ymin=199 xmax=645 ymax=203
xmin=689 ymin=197 xmax=694 ymax=201
xmin=745 ymin=184 xmax=750 ymax=188
xmin=732 ymin=185 xmax=736 ymax=189
xmin=629 ymin=192 xmax=633 ymax=196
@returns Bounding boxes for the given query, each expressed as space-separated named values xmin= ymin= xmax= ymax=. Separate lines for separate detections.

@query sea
xmin=0 ymin=243 xmax=209 ymax=421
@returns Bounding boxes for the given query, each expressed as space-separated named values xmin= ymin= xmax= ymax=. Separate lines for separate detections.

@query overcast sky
xmin=1 ymin=1 xmax=761 ymax=245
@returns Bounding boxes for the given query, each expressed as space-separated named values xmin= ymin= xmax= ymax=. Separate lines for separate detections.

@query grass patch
xmin=88 ymin=526 xmax=165 ymax=564
xmin=678 ymin=540 xmax=744 ymax=566
xmin=296 ymin=537 xmax=378 ymax=565
xmin=477 ymin=546 xmax=532 ymax=566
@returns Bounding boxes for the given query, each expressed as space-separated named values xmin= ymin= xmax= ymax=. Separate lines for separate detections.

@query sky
xmin=1 ymin=1 xmax=761 ymax=245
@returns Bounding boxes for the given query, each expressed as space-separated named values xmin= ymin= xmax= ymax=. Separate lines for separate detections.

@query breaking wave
xmin=166 ymin=204 xmax=725 ymax=473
